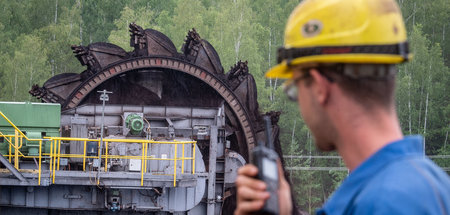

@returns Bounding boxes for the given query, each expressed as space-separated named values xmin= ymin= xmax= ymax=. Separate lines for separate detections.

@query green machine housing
xmin=0 ymin=102 xmax=60 ymax=156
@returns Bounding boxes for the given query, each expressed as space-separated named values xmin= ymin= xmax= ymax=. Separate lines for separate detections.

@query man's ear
xmin=309 ymin=69 xmax=331 ymax=106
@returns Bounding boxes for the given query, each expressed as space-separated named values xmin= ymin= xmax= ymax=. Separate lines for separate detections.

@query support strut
xmin=0 ymin=152 xmax=28 ymax=183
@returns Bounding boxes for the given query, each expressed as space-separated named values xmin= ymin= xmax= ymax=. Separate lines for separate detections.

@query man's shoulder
xmin=353 ymin=155 xmax=450 ymax=214
xmin=371 ymin=155 xmax=450 ymax=190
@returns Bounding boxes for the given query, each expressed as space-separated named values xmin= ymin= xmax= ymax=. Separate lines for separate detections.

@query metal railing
xmin=46 ymin=137 xmax=196 ymax=186
xmin=0 ymin=111 xmax=197 ymax=187
xmin=0 ymin=111 xmax=44 ymax=185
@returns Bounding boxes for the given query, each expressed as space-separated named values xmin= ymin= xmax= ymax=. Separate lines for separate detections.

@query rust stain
xmin=75 ymin=92 xmax=83 ymax=99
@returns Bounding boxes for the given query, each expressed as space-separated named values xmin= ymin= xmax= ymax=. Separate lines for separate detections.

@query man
xmin=235 ymin=0 xmax=450 ymax=214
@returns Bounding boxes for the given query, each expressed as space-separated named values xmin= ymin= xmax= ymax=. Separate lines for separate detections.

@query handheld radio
xmin=251 ymin=116 xmax=279 ymax=215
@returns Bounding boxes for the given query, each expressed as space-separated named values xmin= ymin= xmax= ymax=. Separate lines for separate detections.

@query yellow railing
xmin=0 ymin=111 xmax=44 ymax=185
xmin=46 ymin=137 xmax=196 ymax=186
xmin=0 ymin=111 xmax=197 ymax=187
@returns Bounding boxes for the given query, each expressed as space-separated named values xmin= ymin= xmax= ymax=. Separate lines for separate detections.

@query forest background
xmin=0 ymin=0 xmax=448 ymax=213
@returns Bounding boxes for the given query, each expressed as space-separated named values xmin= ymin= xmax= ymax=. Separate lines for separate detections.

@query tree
xmin=250 ymin=0 xmax=299 ymax=101
xmin=80 ymin=0 xmax=127 ymax=44
xmin=36 ymin=3 xmax=82 ymax=76
xmin=108 ymin=6 xmax=155 ymax=51
xmin=167 ymin=0 xmax=208 ymax=49
xmin=1 ymin=35 xmax=50 ymax=101
xmin=399 ymin=0 xmax=450 ymax=65
xmin=206 ymin=0 xmax=267 ymax=97
xmin=397 ymin=25 xmax=449 ymax=154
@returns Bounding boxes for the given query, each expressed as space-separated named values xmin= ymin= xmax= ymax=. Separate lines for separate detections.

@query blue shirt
xmin=316 ymin=136 xmax=450 ymax=215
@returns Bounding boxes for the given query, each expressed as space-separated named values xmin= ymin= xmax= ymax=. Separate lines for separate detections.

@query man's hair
xmin=314 ymin=64 xmax=397 ymax=111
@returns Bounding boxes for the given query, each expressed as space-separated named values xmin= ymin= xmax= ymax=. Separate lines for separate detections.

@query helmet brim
xmin=265 ymin=62 xmax=293 ymax=79
xmin=265 ymin=53 xmax=412 ymax=79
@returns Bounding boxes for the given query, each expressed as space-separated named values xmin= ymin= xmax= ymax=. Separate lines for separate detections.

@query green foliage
xmin=399 ymin=0 xmax=450 ymax=65
xmin=37 ymin=3 xmax=83 ymax=75
xmin=80 ymin=0 xmax=126 ymax=44
xmin=397 ymin=25 xmax=449 ymax=154
xmin=169 ymin=0 xmax=208 ymax=48
xmin=108 ymin=6 xmax=155 ymax=51
xmin=1 ymin=35 xmax=50 ymax=101
xmin=434 ymin=141 xmax=450 ymax=168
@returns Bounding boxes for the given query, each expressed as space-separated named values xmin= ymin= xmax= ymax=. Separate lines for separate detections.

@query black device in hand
xmin=251 ymin=116 xmax=279 ymax=215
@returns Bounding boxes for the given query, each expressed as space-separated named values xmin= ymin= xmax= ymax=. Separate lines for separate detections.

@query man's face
xmin=293 ymin=68 xmax=336 ymax=151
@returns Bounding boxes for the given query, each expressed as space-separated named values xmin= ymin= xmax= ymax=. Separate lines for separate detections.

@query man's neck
xmin=333 ymin=107 xmax=403 ymax=171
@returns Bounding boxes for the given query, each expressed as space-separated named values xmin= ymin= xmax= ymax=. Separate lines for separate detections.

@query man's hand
xmin=234 ymin=161 xmax=292 ymax=215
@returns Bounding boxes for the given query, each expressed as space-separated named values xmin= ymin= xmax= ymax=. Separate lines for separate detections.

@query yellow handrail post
xmin=49 ymin=139 xmax=53 ymax=180
xmin=8 ymin=137 xmax=12 ymax=163
xmin=52 ymin=139 xmax=58 ymax=183
xmin=148 ymin=142 xmax=151 ymax=173
xmin=14 ymin=130 xmax=19 ymax=169
xmin=143 ymin=142 xmax=148 ymax=173
xmin=57 ymin=140 xmax=61 ymax=170
xmin=147 ymin=142 xmax=150 ymax=172
xmin=104 ymin=142 xmax=108 ymax=172
xmin=182 ymin=143 xmax=185 ymax=174
xmin=173 ymin=143 xmax=178 ymax=187
xmin=83 ymin=140 xmax=87 ymax=171
xmin=192 ymin=143 xmax=196 ymax=174
xmin=140 ymin=142 xmax=145 ymax=186
xmin=96 ymin=140 xmax=100 ymax=185
xmin=20 ymin=135 xmax=23 ymax=161
xmin=38 ymin=140 xmax=42 ymax=185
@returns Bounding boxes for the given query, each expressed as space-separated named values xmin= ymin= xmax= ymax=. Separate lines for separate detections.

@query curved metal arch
xmin=64 ymin=56 xmax=256 ymax=150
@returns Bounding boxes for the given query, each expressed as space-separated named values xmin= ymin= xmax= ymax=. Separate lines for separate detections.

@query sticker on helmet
xmin=301 ymin=20 xmax=323 ymax=38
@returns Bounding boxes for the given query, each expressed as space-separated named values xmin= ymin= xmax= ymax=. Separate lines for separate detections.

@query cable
xmin=143 ymin=117 xmax=152 ymax=139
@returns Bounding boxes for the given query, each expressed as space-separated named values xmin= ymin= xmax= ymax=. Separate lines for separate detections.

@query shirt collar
xmin=316 ymin=135 xmax=424 ymax=215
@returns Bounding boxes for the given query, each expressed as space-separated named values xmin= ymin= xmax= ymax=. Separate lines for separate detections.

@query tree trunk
xmin=51 ymin=0 xmax=58 ymax=77
xmin=268 ymin=3 xmax=275 ymax=102
xmin=28 ymin=62 xmax=34 ymax=101
xmin=79 ymin=0 xmax=83 ymax=46
xmin=407 ymin=66 xmax=412 ymax=134
xmin=274 ymin=78 xmax=278 ymax=97
xmin=235 ymin=31 xmax=242 ymax=62
xmin=54 ymin=0 xmax=58 ymax=24
xmin=291 ymin=119 xmax=296 ymax=146
xmin=13 ymin=67 xmax=18 ymax=101
xmin=423 ymin=63 xmax=432 ymax=155
xmin=444 ymin=129 xmax=448 ymax=150
xmin=443 ymin=24 xmax=446 ymax=56
xmin=423 ymin=91 xmax=429 ymax=155
xmin=443 ymin=24 xmax=446 ymax=42
xmin=308 ymin=183 xmax=312 ymax=214
xmin=53 ymin=0 xmax=58 ymax=40
xmin=308 ymin=131 xmax=312 ymax=158
xmin=51 ymin=59 xmax=55 ymax=76
xmin=269 ymin=29 xmax=273 ymax=101
xmin=417 ymin=82 xmax=424 ymax=134
xmin=321 ymin=173 xmax=326 ymax=203
xmin=233 ymin=0 xmax=242 ymax=62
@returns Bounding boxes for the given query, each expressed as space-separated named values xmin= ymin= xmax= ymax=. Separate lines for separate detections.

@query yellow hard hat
xmin=266 ymin=0 xmax=412 ymax=79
